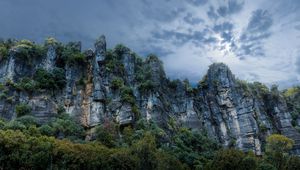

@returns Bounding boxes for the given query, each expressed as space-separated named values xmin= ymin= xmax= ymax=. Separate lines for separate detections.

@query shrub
xmin=257 ymin=162 xmax=276 ymax=170
xmin=146 ymin=54 xmax=160 ymax=63
xmin=209 ymin=149 xmax=245 ymax=170
xmin=111 ymin=77 xmax=124 ymax=90
xmin=0 ymin=45 xmax=8 ymax=60
xmin=15 ymin=103 xmax=32 ymax=117
xmin=169 ymin=79 xmax=180 ymax=89
xmin=61 ymin=46 xmax=86 ymax=65
xmin=16 ymin=77 xmax=36 ymax=92
xmin=285 ymin=155 xmax=300 ymax=170
xmin=4 ymin=121 xmax=26 ymax=130
xmin=114 ymin=44 xmax=129 ymax=57
xmin=34 ymin=67 xmax=66 ymax=90
xmin=49 ymin=115 xmax=85 ymax=139
xmin=0 ymin=119 xmax=7 ymax=129
xmin=95 ymin=120 xmax=118 ymax=147
xmin=265 ymin=134 xmax=294 ymax=169
xmin=138 ymin=80 xmax=155 ymax=92
xmin=39 ymin=124 xmax=55 ymax=136
xmin=120 ymin=86 xmax=135 ymax=105
xmin=240 ymin=156 xmax=258 ymax=170
xmin=15 ymin=115 xmax=37 ymax=127
xmin=45 ymin=37 xmax=58 ymax=46
xmin=51 ymin=67 xmax=66 ymax=89
xmin=14 ymin=40 xmax=46 ymax=64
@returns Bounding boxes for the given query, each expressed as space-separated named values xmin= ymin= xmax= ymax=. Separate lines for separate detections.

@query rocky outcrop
xmin=0 ymin=36 xmax=300 ymax=155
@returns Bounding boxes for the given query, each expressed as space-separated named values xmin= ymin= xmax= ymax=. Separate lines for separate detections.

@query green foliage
xmin=240 ymin=155 xmax=258 ymax=170
xmin=208 ymin=149 xmax=246 ymax=170
xmin=283 ymin=86 xmax=300 ymax=98
xmin=111 ymin=77 xmax=124 ymax=90
xmin=14 ymin=40 xmax=46 ymax=64
xmin=15 ymin=116 xmax=37 ymax=127
xmin=257 ymin=162 xmax=276 ymax=170
xmin=95 ymin=121 xmax=118 ymax=147
xmin=265 ymin=134 xmax=294 ymax=169
xmin=169 ymin=79 xmax=180 ymax=89
xmin=236 ymin=79 xmax=251 ymax=96
xmin=198 ymin=75 xmax=208 ymax=89
xmin=120 ymin=86 xmax=135 ymax=105
xmin=138 ymin=80 xmax=155 ymax=92
xmin=266 ymin=134 xmax=294 ymax=154
xmin=168 ymin=127 xmax=220 ymax=168
xmin=0 ymin=45 xmax=8 ymax=60
xmin=61 ymin=45 xmax=86 ymax=65
xmin=146 ymin=54 xmax=160 ymax=63
xmin=15 ymin=77 xmax=36 ymax=92
xmin=104 ymin=49 xmax=125 ymax=74
xmin=0 ymin=127 xmax=187 ymax=169
xmin=284 ymin=155 xmax=300 ymax=170
xmin=249 ymin=82 xmax=270 ymax=98
xmin=3 ymin=121 xmax=26 ymax=131
xmin=1 ymin=116 xmax=300 ymax=170
xmin=114 ymin=44 xmax=130 ymax=57
xmin=39 ymin=124 xmax=55 ymax=136
xmin=34 ymin=67 xmax=66 ymax=90
xmin=47 ymin=114 xmax=85 ymax=140
xmin=15 ymin=103 xmax=32 ymax=117
xmin=183 ymin=79 xmax=193 ymax=93
xmin=44 ymin=37 xmax=59 ymax=46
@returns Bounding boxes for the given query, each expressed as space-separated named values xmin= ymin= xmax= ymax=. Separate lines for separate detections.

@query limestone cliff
xmin=0 ymin=36 xmax=299 ymax=155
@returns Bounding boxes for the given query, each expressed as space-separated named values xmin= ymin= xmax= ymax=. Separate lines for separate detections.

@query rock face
xmin=0 ymin=36 xmax=300 ymax=155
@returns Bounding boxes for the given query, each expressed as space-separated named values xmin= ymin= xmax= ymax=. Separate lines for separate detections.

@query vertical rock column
xmin=88 ymin=36 xmax=107 ymax=126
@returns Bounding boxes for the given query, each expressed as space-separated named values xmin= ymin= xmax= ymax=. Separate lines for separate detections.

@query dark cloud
xmin=217 ymin=0 xmax=244 ymax=17
xmin=186 ymin=0 xmax=208 ymax=6
xmin=183 ymin=13 xmax=204 ymax=25
xmin=237 ymin=9 xmax=273 ymax=57
xmin=152 ymin=29 xmax=216 ymax=47
xmin=140 ymin=45 xmax=173 ymax=57
xmin=213 ymin=22 xmax=234 ymax=44
xmin=246 ymin=9 xmax=273 ymax=33
xmin=207 ymin=6 xmax=219 ymax=20
xmin=213 ymin=22 xmax=234 ymax=33
xmin=141 ymin=0 xmax=186 ymax=22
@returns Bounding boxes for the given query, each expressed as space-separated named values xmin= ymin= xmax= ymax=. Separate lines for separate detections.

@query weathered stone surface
xmin=0 ymin=38 xmax=300 ymax=155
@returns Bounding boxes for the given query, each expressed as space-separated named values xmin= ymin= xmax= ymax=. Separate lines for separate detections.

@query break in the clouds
xmin=0 ymin=0 xmax=300 ymax=88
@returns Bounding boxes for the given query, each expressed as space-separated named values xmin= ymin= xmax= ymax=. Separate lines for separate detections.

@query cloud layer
xmin=0 ymin=0 xmax=299 ymax=88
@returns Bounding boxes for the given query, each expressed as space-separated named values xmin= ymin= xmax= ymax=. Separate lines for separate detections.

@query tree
xmin=208 ymin=149 xmax=245 ymax=170
xmin=95 ymin=120 xmax=118 ymax=147
xmin=285 ymin=155 xmax=300 ymax=170
xmin=265 ymin=134 xmax=294 ymax=169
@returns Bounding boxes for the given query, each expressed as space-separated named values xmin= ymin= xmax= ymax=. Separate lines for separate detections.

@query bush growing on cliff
xmin=14 ymin=40 xmax=46 ymax=64
xmin=16 ymin=77 xmax=36 ymax=92
xmin=95 ymin=120 xmax=118 ymax=147
xmin=45 ymin=114 xmax=85 ymax=140
xmin=0 ymin=45 xmax=8 ymax=60
xmin=104 ymin=49 xmax=125 ymax=75
xmin=15 ymin=103 xmax=32 ymax=117
xmin=34 ymin=67 xmax=66 ymax=90
xmin=114 ymin=44 xmax=130 ymax=57
xmin=120 ymin=86 xmax=135 ymax=105
xmin=138 ymin=80 xmax=155 ymax=92
xmin=111 ymin=77 xmax=124 ymax=90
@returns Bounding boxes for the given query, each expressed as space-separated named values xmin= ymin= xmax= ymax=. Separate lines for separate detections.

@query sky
xmin=0 ymin=0 xmax=299 ymax=88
